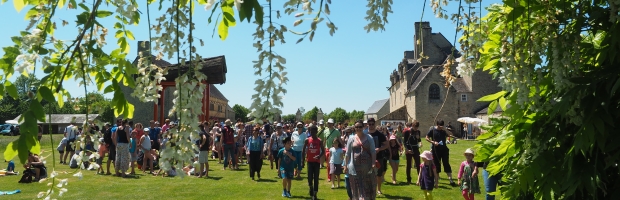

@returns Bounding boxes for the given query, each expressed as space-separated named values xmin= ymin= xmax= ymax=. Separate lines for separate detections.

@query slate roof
xmin=451 ymin=78 xmax=471 ymax=92
xmin=431 ymin=33 xmax=461 ymax=57
xmin=408 ymin=67 xmax=433 ymax=93
xmin=13 ymin=114 xmax=100 ymax=124
xmin=210 ymin=84 xmax=228 ymax=101
xmin=366 ymin=99 xmax=389 ymax=114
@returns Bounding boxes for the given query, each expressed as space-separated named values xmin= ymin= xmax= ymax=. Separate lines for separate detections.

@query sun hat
xmin=389 ymin=135 xmax=397 ymax=140
xmin=363 ymin=120 xmax=367 ymax=124
xmin=297 ymin=122 xmax=303 ymax=126
xmin=225 ymin=119 xmax=233 ymax=126
xmin=420 ymin=151 xmax=433 ymax=160
xmin=464 ymin=148 xmax=475 ymax=155
xmin=327 ymin=119 xmax=335 ymax=124
xmin=318 ymin=120 xmax=324 ymax=125
xmin=144 ymin=128 xmax=150 ymax=132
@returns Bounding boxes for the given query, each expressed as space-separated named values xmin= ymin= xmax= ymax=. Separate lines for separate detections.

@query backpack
xmin=18 ymin=169 xmax=35 ymax=183
xmin=223 ymin=126 xmax=234 ymax=145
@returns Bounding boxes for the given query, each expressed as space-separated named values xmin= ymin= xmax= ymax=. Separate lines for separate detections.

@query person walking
xmin=344 ymin=120 xmax=377 ymax=200
xmin=321 ymin=118 xmax=341 ymax=182
xmin=221 ymin=119 xmax=236 ymax=170
xmin=418 ymin=151 xmax=439 ymax=200
xmin=426 ymin=120 xmax=456 ymax=185
xmin=278 ymin=137 xmax=296 ymax=197
xmin=458 ymin=148 xmax=481 ymax=200
xmin=367 ymin=118 xmax=389 ymax=195
xmin=302 ymin=125 xmax=323 ymax=200
xmin=291 ymin=122 xmax=307 ymax=178
xmin=404 ymin=121 xmax=422 ymax=184
xmin=269 ymin=123 xmax=286 ymax=178
xmin=247 ymin=127 xmax=265 ymax=180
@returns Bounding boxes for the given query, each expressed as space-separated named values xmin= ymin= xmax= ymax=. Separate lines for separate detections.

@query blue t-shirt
xmin=278 ymin=148 xmax=295 ymax=172
xmin=129 ymin=138 xmax=137 ymax=153
xmin=149 ymin=127 xmax=161 ymax=140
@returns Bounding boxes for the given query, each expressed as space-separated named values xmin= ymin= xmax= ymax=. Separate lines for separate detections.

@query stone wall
xmin=411 ymin=67 xmax=460 ymax=136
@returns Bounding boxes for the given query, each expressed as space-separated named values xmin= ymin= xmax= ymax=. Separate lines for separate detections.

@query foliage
xmin=302 ymin=106 xmax=319 ymax=122
xmin=281 ymin=114 xmax=296 ymax=123
xmin=455 ymin=1 xmax=620 ymax=200
xmin=326 ymin=107 xmax=348 ymax=124
xmin=348 ymin=109 xmax=365 ymax=122
xmin=232 ymin=104 xmax=250 ymax=122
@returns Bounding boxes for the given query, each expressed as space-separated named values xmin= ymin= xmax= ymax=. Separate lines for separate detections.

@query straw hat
xmin=420 ymin=151 xmax=433 ymax=160
xmin=225 ymin=119 xmax=233 ymax=126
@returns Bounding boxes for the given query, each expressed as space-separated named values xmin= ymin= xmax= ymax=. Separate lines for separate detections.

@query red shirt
xmin=134 ymin=130 xmax=144 ymax=142
xmin=306 ymin=137 xmax=322 ymax=163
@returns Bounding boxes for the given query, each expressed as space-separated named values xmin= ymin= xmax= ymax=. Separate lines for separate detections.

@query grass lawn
xmin=1 ymin=135 xmax=487 ymax=200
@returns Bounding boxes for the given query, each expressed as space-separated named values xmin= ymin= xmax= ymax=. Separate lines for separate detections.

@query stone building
xmin=364 ymin=98 xmax=390 ymax=121
xmin=379 ymin=22 xmax=501 ymax=135
xmin=209 ymin=84 xmax=230 ymax=122
xmin=121 ymin=41 xmax=228 ymax=125
xmin=225 ymin=105 xmax=235 ymax=121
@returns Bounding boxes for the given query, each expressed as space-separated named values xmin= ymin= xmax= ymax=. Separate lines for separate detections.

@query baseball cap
xmin=327 ymin=119 xmax=334 ymax=124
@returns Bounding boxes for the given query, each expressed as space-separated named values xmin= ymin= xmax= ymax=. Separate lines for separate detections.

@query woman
xmin=26 ymin=152 xmax=47 ymax=181
xmin=344 ymin=121 xmax=377 ymax=200
xmin=113 ymin=119 xmax=131 ymax=177
xmin=404 ymin=121 xmax=422 ymax=184
xmin=211 ymin=121 xmax=222 ymax=163
xmin=394 ymin=125 xmax=404 ymax=147
xmin=246 ymin=127 xmax=265 ymax=180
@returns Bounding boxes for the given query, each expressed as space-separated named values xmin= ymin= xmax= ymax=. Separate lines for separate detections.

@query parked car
xmin=0 ymin=124 xmax=19 ymax=136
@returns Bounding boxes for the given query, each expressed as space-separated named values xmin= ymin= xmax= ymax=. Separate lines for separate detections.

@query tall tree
xmin=327 ymin=107 xmax=349 ymax=124
xmin=348 ymin=110 xmax=365 ymax=122
xmin=232 ymin=104 xmax=250 ymax=122
xmin=302 ymin=106 xmax=319 ymax=122
xmin=281 ymin=114 xmax=296 ymax=123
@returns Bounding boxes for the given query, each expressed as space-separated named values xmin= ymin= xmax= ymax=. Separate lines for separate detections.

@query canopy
xmin=457 ymin=117 xmax=487 ymax=126
xmin=5 ymin=120 xmax=18 ymax=124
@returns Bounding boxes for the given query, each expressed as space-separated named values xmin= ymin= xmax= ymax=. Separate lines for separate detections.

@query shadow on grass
xmin=438 ymin=185 xmax=453 ymax=190
xmin=389 ymin=182 xmax=412 ymax=186
xmin=206 ymin=176 xmax=223 ymax=180
xmin=256 ymin=178 xmax=277 ymax=183
xmin=122 ymin=174 xmax=140 ymax=179
xmin=288 ymin=195 xmax=310 ymax=199
xmin=382 ymin=194 xmax=413 ymax=200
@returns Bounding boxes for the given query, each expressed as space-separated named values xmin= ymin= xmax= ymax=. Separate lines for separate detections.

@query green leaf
xmin=30 ymin=100 xmax=46 ymax=122
xmin=125 ymin=30 xmax=135 ymax=40
xmin=3 ymin=141 xmax=19 ymax=163
xmin=115 ymin=30 xmax=124 ymax=38
xmin=55 ymin=91 xmax=64 ymax=108
xmin=78 ymin=3 xmax=90 ymax=11
xmin=38 ymin=86 xmax=55 ymax=103
xmin=124 ymin=101 xmax=135 ymax=119
xmin=118 ymin=37 xmax=129 ymax=54
xmin=58 ymin=0 xmax=66 ymax=9
xmin=218 ymin=18 xmax=230 ymax=40
xmin=96 ymin=10 xmax=114 ymax=18
xmin=253 ymin=0 xmax=263 ymax=26
xmin=499 ymin=97 xmax=508 ymax=111
xmin=478 ymin=91 xmax=507 ymax=102
xmin=13 ymin=0 xmax=26 ymax=12
xmin=4 ymin=81 xmax=18 ymax=99
xmin=488 ymin=100 xmax=498 ymax=116
xmin=76 ymin=12 xmax=90 ymax=25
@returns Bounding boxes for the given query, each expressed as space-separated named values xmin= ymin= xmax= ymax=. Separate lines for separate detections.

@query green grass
xmin=1 ymin=135 xmax=486 ymax=200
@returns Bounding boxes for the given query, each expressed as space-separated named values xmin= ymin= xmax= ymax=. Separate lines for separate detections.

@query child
xmin=417 ymin=151 xmax=438 ymax=200
xmin=389 ymin=135 xmax=401 ymax=184
xmin=329 ymin=137 xmax=344 ymax=189
xmin=97 ymin=138 xmax=107 ymax=174
xmin=57 ymin=137 xmax=68 ymax=164
xmin=458 ymin=148 xmax=480 ymax=200
xmin=277 ymin=137 xmax=296 ymax=198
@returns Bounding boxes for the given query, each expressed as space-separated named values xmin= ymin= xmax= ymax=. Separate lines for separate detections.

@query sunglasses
xmin=355 ymin=126 xmax=363 ymax=128
xmin=367 ymin=123 xmax=375 ymax=125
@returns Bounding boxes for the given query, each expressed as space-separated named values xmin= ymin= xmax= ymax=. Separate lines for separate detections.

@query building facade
xmin=380 ymin=22 xmax=501 ymax=135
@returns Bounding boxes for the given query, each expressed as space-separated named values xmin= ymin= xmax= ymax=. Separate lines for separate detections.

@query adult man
xmin=291 ymin=122 xmax=307 ymax=178
xmin=321 ymin=118 xmax=341 ymax=182
xmin=148 ymin=120 xmax=162 ymax=151
xmin=367 ymin=118 xmax=389 ymax=195
xmin=302 ymin=125 xmax=323 ymax=200
xmin=221 ymin=119 xmax=237 ymax=170
xmin=198 ymin=122 xmax=211 ymax=178
xmin=269 ymin=123 xmax=286 ymax=176
xmin=62 ymin=122 xmax=77 ymax=164
xmin=426 ymin=119 xmax=456 ymax=186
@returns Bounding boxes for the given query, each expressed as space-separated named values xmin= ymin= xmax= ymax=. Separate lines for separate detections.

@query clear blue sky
xmin=0 ymin=0 xmax=499 ymax=116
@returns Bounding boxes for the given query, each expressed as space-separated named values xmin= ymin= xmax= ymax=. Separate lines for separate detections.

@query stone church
xmin=378 ymin=22 xmax=501 ymax=135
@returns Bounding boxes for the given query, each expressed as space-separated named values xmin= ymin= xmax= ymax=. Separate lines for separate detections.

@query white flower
xmin=73 ymin=171 xmax=83 ymax=180
xmin=31 ymin=29 xmax=42 ymax=36
xmin=50 ymin=171 xmax=58 ymax=178
xmin=37 ymin=192 xmax=46 ymax=198
xmin=204 ymin=0 xmax=215 ymax=10
xmin=59 ymin=188 xmax=68 ymax=196
xmin=234 ymin=0 xmax=244 ymax=10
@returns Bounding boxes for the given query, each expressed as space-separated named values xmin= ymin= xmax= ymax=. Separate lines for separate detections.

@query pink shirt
xmin=162 ymin=124 xmax=170 ymax=133
xmin=458 ymin=160 xmax=476 ymax=179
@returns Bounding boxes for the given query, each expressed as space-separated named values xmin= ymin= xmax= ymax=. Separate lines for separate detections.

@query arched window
xmin=429 ymin=84 xmax=440 ymax=100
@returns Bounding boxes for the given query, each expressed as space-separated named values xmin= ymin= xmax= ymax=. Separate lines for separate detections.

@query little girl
xmin=417 ymin=151 xmax=438 ymax=200
xmin=97 ymin=138 xmax=107 ymax=174
xmin=458 ymin=148 xmax=480 ymax=200
xmin=389 ymin=135 xmax=401 ymax=184
xmin=329 ymin=138 xmax=344 ymax=189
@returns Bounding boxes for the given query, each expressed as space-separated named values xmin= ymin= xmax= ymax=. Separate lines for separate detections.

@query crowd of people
xmin=7 ymin=116 xmax=502 ymax=200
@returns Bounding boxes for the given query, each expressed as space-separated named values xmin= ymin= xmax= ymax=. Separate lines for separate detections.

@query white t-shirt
xmin=65 ymin=125 xmax=76 ymax=139
xmin=291 ymin=131 xmax=306 ymax=152
xmin=329 ymin=147 xmax=344 ymax=164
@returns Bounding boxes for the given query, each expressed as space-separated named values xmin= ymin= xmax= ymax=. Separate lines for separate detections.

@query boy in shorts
xmin=278 ymin=137 xmax=296 ymax=198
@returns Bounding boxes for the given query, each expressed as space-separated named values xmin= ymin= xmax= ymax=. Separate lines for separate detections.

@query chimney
xmin=414 ymin=22 xmax=431 ymax=59
xmin=137 ymin=41 xmax=151 ymax=58
xmin=404 ymin=51 xmax=415 ymax=59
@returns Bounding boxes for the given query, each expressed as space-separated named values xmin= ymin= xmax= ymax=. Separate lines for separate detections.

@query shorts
xmin=131 ymin=153 xmax=138 ymax=162
xmin=58 ymin=151 xmax=65 ymax=154
xmin=199 ymin=151 xmax=209 ymax=163
xmin=329 ymin=163 xmax=343 ymax=175
xmin=96 ymin=157 xmax=103 ymax=165
xmin=390 ymin=159 xmax=400 ymax=164
xmin=280 ymin=168 xmax=294 ymax=179
xmin=108 ymin=145 xmax=116 ymax=161
xmin=376 ymin=158 xmax=388 ymax=177
xmin=66 ymin=139 xmax=76 ymax=152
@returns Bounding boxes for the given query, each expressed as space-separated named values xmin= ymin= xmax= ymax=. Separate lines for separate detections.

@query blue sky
xmin=0 ymin=0 xmax=500 ymax=116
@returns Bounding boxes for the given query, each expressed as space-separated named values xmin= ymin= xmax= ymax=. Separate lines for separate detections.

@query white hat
xmin=318 ymin=120 xmax=324 ymax=125
xmin=276 ymin=123 xmax=283 ymax=127
xmin=296 ymin=122 xmax=303 ymax=126
xmin=464 ymin=148 xmax=475 ymax=155
xmin=327 ymin=119 xmax=335 ymax=124
xmin=144 ymin=128 xmax=150 ymax=132
xmin=363 ymin=120 xmax=368 ymax=124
